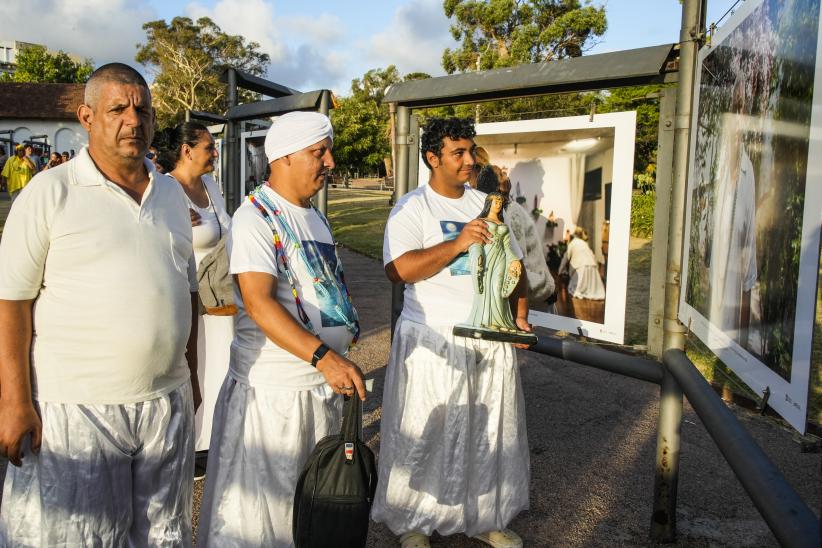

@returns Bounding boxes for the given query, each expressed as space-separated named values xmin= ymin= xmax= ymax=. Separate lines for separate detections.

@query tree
xmin=136 ymin=17 xmax=269 ymax=128
xmin=442 ymin=0 xmax=607 ymax=73
xmin=1 ymin=45 xmax=93 ymax=83
xmin=332 ymin=66 xmax=430 ymax=176
xmin=440 ymin=0 xmax=606 ymax=123
xmin=599 ymin=85 xmax=664 ymax=189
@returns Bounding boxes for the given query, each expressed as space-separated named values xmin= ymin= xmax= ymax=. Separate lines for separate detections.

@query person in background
xmin=559 ymin=226 xmax=606 ymax=323
xmin=0 ymin=145 xmax=8 ymax=193
xmin=42 ymin=151 xmax=62 ymax=170
xmin=476 ymin=164 xmax=555 ymax=306
xmin=164 ymin=121 xmax=232 ymax=481
xmin=27 ymin=146 xmax=41 ymax=173
xmin=1 ymin=144 xmax=36 ymax=201
xmin=147 ymin=144 xmax=164 ymax=173
xmin=61 ymin=151 xmax=70 ymax=163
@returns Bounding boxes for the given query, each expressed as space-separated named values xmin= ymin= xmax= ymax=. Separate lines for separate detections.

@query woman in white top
xmin=559 ymin=226 xmax=605 ymax=322
xmin=163 ymin=122 xmax=233 ymax=475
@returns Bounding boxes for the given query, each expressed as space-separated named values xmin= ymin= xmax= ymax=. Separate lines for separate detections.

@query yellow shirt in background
xmin=1 ymin=155 xmax=34 ymax=194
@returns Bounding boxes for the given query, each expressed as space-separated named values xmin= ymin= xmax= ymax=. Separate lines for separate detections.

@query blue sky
xmin=6 ymin=0 xmax=740 ymax=95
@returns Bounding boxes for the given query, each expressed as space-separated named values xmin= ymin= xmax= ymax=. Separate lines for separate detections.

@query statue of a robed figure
xmin=454 ymin=192 xmax=538 ymax=345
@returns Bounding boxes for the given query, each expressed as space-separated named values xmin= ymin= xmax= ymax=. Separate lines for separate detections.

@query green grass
xmin=327 ymin=189 xmax=393 ymax=260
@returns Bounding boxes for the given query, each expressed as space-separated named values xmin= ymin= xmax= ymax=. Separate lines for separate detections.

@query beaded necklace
xmin=249 ymin=185 xmax=360 ymax=346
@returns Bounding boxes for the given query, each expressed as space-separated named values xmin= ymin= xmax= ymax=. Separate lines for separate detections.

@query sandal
xmin=399 ymin=531 xmax=431 ymax=548
xmin=473 ymin=528 xmax=523 ymax=548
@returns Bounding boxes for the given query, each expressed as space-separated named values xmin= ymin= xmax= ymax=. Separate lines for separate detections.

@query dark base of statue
xmin=453 ymin=324 xmax=538 ymax=346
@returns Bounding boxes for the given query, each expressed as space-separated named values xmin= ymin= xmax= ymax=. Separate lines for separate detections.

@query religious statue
xmin=454 ymin=192 xmax=537 ymax=345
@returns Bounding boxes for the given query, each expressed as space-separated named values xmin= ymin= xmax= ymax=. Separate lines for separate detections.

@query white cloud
xmin=364 ymin=0 xmax=455 ymax=78
xmin=278 ymin=14 xmax=346 ymax=45
xmin=186 ymin=0 xmax=349 ymax=92
xmin=2 ymin=0 xmax=156 ymax=70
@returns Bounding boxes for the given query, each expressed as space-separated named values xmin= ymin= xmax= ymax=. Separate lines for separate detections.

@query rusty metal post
xmin=650 ymin=0 xmax=704 ymax=542
xmin=317 ymin=90 xmax=331 ymax=217
xmin=390 ymin=106 xmax=411 ymax=338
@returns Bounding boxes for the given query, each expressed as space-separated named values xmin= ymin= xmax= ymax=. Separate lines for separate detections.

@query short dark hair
xmin=420 ymin=117 xmax=476 ymax=169
xmin=476 ymin=164 xmax=500 ymax=195
xmin=157 ymin=121 xmax=210 ymax=171
xmin=84 ymin=63 xmax=148 ymax=108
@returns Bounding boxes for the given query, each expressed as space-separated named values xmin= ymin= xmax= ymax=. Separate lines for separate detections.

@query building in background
xmin=0 ymin=40 xmax=43 ymax=77
xmin=0 ymin=83 xmax=87 ymax=157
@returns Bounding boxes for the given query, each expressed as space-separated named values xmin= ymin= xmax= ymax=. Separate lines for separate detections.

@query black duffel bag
xmin=293 ymin=395 xmax=378 ymax=547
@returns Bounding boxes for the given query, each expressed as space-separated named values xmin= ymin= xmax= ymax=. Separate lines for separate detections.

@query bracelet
xmin=311 ymin=343 xmax=330 ymax=367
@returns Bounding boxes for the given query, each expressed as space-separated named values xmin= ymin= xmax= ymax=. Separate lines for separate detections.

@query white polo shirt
xmin=0 ymin=147 xmax=197 ymax=404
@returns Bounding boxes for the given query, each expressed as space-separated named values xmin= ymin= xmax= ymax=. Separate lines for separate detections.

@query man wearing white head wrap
xmin=199 ymin=111 xmax=365 ymax=547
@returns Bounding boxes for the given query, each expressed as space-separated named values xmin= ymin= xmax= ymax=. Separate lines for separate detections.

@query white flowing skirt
xmin=194 ymin=313 xmax=233 ymax=451
xmin=198 ymin=376 xmax=342 ymax=547
xmin=0 ymin=382 xmax=194 ymax=547
xmin=371 ymin=319 xmax=530 ymax=537
xmin=569 ymin=264 xmax=606 ymax=300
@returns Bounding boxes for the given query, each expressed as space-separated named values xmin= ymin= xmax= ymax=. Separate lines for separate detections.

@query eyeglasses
xmin=145 ymin=152 xmax=156 ymax=160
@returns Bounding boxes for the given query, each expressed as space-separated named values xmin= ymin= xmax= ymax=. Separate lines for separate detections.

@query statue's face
xmin=490 ymin=195 xmax=503 ymax=215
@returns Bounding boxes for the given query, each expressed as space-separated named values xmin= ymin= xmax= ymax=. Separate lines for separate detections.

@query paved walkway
xmin=1 ymin=191 xmax=819 ymax=546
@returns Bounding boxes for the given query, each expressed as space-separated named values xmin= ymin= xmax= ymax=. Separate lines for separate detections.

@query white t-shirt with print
xmin=383 ymin=184 xmax=522 ymax=327
xmin=228 ymin=185 xmax=355 ymax=390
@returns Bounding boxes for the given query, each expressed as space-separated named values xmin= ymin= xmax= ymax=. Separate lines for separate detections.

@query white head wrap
xmin=264 ymin=111 xmax=334 ymax=163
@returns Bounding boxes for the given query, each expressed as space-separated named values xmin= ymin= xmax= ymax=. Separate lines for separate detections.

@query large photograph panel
xmin=680 ymin=0 xmax=822 ymax=432
xmin=417 ymin=113 xmax=636 ymax=344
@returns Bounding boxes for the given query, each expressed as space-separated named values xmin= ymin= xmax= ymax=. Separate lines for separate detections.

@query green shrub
xmin=630 ymin=192 xmax=655 ymax=239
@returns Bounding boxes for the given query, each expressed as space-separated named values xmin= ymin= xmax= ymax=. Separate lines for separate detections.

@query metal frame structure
xmin=189 ymin=68 xmax=334 ymax=215
xmin=381 ymin=0 xmax=820 ymax=544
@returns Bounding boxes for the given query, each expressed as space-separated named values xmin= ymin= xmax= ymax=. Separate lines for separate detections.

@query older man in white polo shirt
xmin=0 ymin=63 xmax=200 ymax=546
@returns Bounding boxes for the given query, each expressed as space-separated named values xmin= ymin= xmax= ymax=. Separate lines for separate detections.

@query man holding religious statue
xmin=373 ymin=117 xmax=532 ymax=548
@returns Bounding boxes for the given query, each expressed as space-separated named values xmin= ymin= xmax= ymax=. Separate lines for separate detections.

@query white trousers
xmin=198 ymin=376 xmax=341 ymax=547
xmin=371 ymin=319 xmax=530 ymax=537
xmin=0 ymin=381 xmax=194 ymax=547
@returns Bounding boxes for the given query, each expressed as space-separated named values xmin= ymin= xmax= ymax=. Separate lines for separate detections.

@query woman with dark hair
xmin=476 ymin=165 xmax=556 ymax=306
xmin=165 ymin=121 xmax=232 ymax=479
xmin=464 ymin=191 xmax=525 ymax=332
xmin=42 ymin=151 xmax=62 ymax=170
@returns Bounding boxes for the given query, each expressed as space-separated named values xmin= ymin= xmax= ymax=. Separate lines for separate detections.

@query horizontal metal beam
xmin=188 ymin=110 xmax=227 ymax=124
xmin=663 ymin=349 xmax=821 ymax=548
xmin=226 ymin=90 xmax=326 ymax=122
xmin=384 ymin=44 xmax=676 ymax=109
xmin=529 ymin=335 xmax=664 ymax=385
xmin=219 ymin=67 xmax=299 ymax=98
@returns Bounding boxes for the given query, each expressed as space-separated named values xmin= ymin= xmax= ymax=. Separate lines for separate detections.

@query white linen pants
xmin=0 ymin=381 xmax=195 ymax=547
xmin=371 ymin=319 xmax=530 ymax=537
xmin=197 ymin=376 xmax=342 ymax=547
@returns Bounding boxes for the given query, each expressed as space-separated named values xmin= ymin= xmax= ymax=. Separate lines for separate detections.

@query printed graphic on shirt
xmin=440 ymin=220 xmax=470 ymax=276
xmin=302 ymin=239 xmax=347 ymax=327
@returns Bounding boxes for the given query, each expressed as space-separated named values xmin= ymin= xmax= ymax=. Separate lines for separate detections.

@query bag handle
xmin=341 ymin=395 xmax=361 ymax=443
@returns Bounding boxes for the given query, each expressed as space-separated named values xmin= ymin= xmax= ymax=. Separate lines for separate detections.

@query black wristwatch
xmin=311 ymin=343 xmax=330 ymax=367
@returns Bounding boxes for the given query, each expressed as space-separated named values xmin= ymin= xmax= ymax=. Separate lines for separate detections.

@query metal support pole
xmin=664 ymin=350 xmax=821 ymax=548
xmin=646 ymin=87 xmax=677 ymax=358
xmin=650 ymin=0 xmax=704 ymax=541
xmin=225 ymin=68 xmax=240 ymax=214
xmin=390 ymin=106 xmax=412 ymax=338
xmin=317 ymin=90 xmax=331 ymax=216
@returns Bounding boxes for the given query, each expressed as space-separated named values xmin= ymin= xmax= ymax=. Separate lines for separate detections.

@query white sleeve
xmin=228 ymin=206 xmax=279 ymax=276
xmin=508 ymin=223 xmax=523 ymax=260
xmin=383 ymin=195 xmax=424 ymax=266
xmin=204 ymin=175 xmax=232 ymax=232
xmin=0 ymin=178 xmax=64 ymax=299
